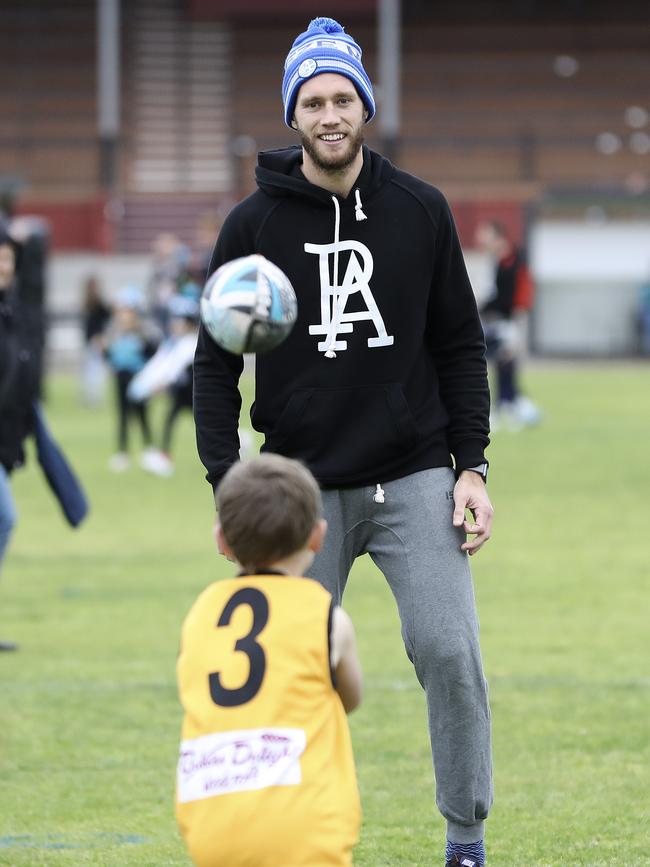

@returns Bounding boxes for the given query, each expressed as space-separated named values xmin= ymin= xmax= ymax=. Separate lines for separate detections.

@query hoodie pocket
xmin=267 ymin=384 xmax=419 ymax=476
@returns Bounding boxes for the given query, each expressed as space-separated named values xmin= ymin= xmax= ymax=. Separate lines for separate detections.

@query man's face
xmin=0 ymin=243 xmax=16 ymax=291
xmin=293 ymin=73 xmax=366 ymax=173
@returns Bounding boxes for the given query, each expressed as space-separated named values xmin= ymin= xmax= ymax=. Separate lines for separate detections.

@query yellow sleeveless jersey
xmin=175 ymin=574 xmax=360 ymax=867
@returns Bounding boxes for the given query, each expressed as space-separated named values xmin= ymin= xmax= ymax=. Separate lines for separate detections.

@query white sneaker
xmin=109 ymin=452 xmax=131 ymax=472
xmin=140 ymin=448 xmax=174 ymax=477
xmin=515 ymin=396 xmax=543 ymax=427
xmin=499 ymin=401 xmax=524 ymax=432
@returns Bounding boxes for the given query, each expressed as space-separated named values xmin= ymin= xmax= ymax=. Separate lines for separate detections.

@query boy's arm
xmin=330 ymin=606 xmax=363 ymax=713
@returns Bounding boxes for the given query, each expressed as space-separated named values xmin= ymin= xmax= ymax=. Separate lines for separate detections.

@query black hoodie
xmin=193 ymin=145 xmax=489 ymax=489
xmin=0 ymin=233 xmax=39 ymax=473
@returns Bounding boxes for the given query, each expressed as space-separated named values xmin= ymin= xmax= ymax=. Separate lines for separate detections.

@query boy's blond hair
xmin=217 ymin=454 xmax=321 ymax=569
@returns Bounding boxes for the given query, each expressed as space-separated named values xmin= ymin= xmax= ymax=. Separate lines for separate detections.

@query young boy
xmin=175 ymin=454 xmax=362 ymax=867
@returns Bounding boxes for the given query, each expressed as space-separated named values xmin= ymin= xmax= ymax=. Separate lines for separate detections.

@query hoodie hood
xmin=255 ymin=145 xmax=395 ymax=207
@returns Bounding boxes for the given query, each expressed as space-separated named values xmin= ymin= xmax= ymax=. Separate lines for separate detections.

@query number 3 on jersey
xmin=208 ymin=587 xmax=270 ymax=707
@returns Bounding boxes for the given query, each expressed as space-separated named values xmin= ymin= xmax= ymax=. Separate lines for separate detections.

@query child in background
xmin=103 ymin=286 xmax=159 ymax=472
xmin=148 ymin=232 xmax=191 ymax=337
xmin=176 ymin=454 xmax=362 ymax=867
xmin=80 ymin=274 xmax=111 ymax=406
xmin=127 ymin=289 xmax=201 ymax=476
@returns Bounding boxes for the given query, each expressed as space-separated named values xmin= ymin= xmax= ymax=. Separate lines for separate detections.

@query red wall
xmin=16 ymin=199 xmax=114 ymax=253
xmin=14 ymin=196 xmax=526 ymax=253
xmin=452 ymin=201 xmax=527 ymax=249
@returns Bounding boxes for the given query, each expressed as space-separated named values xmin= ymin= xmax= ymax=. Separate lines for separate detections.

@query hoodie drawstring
xmin=324 ymin=195 xmax=342 ymax=358
xmin=324 ymin=190 xmax=367 ymax=358
xmin=354 ymin=188 xmax=367 ymax=221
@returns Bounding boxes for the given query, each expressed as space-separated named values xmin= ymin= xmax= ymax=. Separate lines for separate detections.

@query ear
xmin=308 ymin=519 xmax=328 ymax=554
xmin=290 ymin=117 xmax=298 ymax=130
xmin=363 ymin=109 xmax=368 ymax=122
xmin=214 ymin=520 xmax=235 ymax=560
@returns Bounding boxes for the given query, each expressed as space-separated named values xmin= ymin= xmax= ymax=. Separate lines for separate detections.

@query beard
xmin=298 ymin=126 xmax=365 ymax=173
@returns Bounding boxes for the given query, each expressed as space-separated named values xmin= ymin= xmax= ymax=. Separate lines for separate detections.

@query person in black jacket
xmin=476 ymin=219 xmax=541 ymax=430
xmin=193 ymin=18 xmax=493 ymax=866
xmin=0 ymin=229 xmax=40 ymax=652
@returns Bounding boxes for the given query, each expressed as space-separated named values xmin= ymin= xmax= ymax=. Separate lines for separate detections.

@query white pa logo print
xmin=304 ymin=239 xmax=394 ymax=354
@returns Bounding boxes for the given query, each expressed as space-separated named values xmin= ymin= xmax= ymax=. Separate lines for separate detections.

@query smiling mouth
xmin=319 ymin=133 xmax=346 ymax=142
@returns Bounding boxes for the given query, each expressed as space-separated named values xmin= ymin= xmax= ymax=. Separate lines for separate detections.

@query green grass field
xmin=1 ymin=364 xmax=648 ymax=866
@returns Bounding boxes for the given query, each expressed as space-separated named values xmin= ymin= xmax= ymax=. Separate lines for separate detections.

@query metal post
xmin=377 ymin=0 xmax=401 ymax=164
xmin=97 ymin=0 xmax=120 ymax=190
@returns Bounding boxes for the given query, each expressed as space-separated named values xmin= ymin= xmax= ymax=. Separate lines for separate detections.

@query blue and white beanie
xmin=282 ymin=17 xmax=375 ymax=128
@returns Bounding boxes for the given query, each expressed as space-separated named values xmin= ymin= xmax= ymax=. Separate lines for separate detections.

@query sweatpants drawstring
xmin=373 ymin=483 xmax=385 ymax=504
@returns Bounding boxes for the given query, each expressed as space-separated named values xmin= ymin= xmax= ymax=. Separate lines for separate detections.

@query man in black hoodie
xmin=193 ymin=17 xmax=493 ymax=867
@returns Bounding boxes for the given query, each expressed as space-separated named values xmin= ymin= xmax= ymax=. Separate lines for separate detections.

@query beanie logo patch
xmin=298 ymin=58 xmax=317 ymax=79
xmin=286 ymin=37 xmax=362 ymax=67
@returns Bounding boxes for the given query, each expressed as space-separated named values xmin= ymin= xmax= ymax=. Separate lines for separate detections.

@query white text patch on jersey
xmin=176 ymin=727 xmax=306 ymax=803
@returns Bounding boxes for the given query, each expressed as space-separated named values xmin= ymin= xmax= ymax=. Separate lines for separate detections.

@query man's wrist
xmin=459 ymin=462 xmax=489 ymax=483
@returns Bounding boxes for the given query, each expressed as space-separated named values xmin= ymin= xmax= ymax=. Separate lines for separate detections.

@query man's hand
xmin=452 ymin=470 xmax=494 ymax=556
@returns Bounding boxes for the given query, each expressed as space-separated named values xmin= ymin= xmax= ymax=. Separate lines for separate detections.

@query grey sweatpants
xmin=307 ymin=467 xmax=493 ymax=844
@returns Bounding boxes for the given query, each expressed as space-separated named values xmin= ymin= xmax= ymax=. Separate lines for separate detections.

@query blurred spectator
xmin=0 ymin=229 xmax=39 ymax=652
xmin=103 ymin=286 xmax=159 ymax=472
xmin=80 ymin=275 xmax=111 ymax=406
xmin=475 ymin=219 xmax=542 ymax=430
xmin=638 ymin=276 xmax=650 ymax=356
xmin=189 ymin=208 xmax=229 ymax=282
xmin=127 ymin=288 xmax=201 ymax=477
xmin=147 ymin=232 xmax=191 ymax=336
xmin=8 ymin=215 xmax=49 ymax=399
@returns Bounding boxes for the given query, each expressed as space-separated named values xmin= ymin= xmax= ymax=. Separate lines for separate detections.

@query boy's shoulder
xmin=186 ymin=575 xmax=332 ymax=618
xmin=180 ymin=576 xmax=333 ymax=655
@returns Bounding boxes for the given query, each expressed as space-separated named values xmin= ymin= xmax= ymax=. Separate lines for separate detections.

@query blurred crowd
xmin=81 ymin=229 xmax=212 ymax=477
